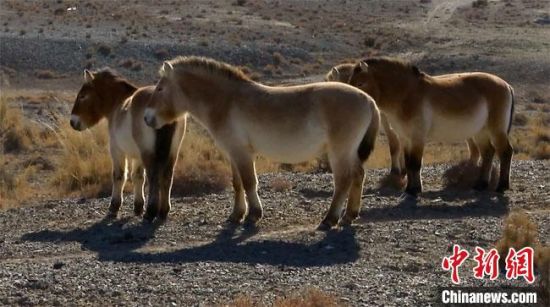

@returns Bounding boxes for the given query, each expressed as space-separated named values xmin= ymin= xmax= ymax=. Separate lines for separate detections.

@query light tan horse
xmin=348 ymin=57 xmax=514 ymax=196
xmin=326 ymin=63 xmax=480 ymax=177
xmin=70 ymin=68 xmax=186 ymax=221
xmin=144 ymin=56 xmax=380 ymax=229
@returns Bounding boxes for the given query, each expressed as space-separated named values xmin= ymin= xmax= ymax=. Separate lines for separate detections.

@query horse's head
xmin=145 ymin=61 xmax=187 ymax=129
xmin=324 ymin=63 xmax=355 ymax=83
xmin=70 ymin=70 xmax=105 ymax=131
xmin=348 ymin=61 xmax=381 ymax=102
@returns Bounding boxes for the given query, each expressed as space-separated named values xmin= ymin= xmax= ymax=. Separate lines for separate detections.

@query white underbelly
xmin=244 ymin=120 xmax=326 ymax=164
xmin=428 ymin=104 xmax=488 ymax=142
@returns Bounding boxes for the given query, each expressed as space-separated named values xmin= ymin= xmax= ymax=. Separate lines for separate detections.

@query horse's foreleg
xmin=227 ymin=163 xmax=247 ymax=224
xmin=382 ymin=114 xmax=402 ymax=175
xmin=108 ymin=151 xmax=127 ymax=217
xmin=157 ymin=159 xmax=176 ymax=220
xmin=131 ymin=160 xmax=145 ymax=216
xmin=492 ymin=133 xmax=513 ymax=192
xmin=467 ymin=138 xmax=480 ymax=165
xmin=473 ymin=134 xmax=494 ymax=191
xmin=143 ymin=156 xmax=160 ymax=222
xmin=404 ymin=142 xmax=424 ymax=197
xmin=340 ymin=164 xmax=365 ymax=226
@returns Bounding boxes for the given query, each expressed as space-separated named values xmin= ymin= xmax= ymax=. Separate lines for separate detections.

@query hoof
xmin=142 ymin=212 xmax=155 ymax=223
xmin=106 ymin=210 xmax=118 ymax=219
xmin=338 ymin=215 xmax=357 ymax=227
xmin=316 ymin=222 xmax=333 ymax=231
xmin=227 ymin=212 xmax=245 ymax=224
xmin=157 ymin=209 xmax=169 ymax=221
xmin=404 ymin=186 xmax=421 ymax=198
xmin=133 ymin=204 xmax=144 ymax=217
xmin=495 ymin=184 xmax=509 ymax=193
xmin=473 ymin=181 xmax=489 ymax=191
xmin=244 ymin=209 xmax=263 ymax=225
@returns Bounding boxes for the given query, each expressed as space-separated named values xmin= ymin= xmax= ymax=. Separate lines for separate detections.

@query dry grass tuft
xmin=50 ymin=120 xmax=112 ymax=198
xmin=224 ymin=288 xmax=342 ymax=307
xmin=0 ymin=155 xmax=34 ymax=208
xmin=0 ymin=97 xmax=35 ymax=153
xmin=269 ymin=177 xmax=293 ymax=192
xmin=495 ymin=210 xmax=550 ymax=304
xmin=442 ymin=160 xmax=498 ymax=190
xmin=377 ymin=173 xmax=406 ymax=191
xmin=171 ymin=126 xmax=231 ymax=196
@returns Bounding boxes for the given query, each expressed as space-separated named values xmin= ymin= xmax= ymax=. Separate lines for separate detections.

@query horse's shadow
xmin=21 ymin=217 xmax=360 ymax=267
xmin=359 ymin=190 xmax=509 ymax=223
xmin=21 ymin=216 xmax=161 ymax=256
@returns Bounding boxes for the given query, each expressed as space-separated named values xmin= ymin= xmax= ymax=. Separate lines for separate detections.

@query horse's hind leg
xmin=382 ymin=114 xmax=403 ymax=175
xmin=108 ymin=150 xmax=127 ymax=218
xmin=319 ymin=156 xmax=353 ymax=230
xmin=473 ymin=133 xmax=494 ymax=191
xmin=340 ymin=163 xmax=365 ymax=226
xmin=231 ymin=151 xmax=262 ymax=224
xmin=492 ymin=132 xmax=513 ymax=192
xmin=227 ymin=163 xmax=247 ymax=224
xmin=467 ymin=138 xmax=480 ymax=165
xmin=131 ymin=160 xmax=145 ymax=216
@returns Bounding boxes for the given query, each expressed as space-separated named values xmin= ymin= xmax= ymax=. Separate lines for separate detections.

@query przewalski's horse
xmin=325 ymin=63 xmax=481 ymax=177
xmin=348 ymin=57 xmax=514 ymax=196
xmin=70 ymin=68 xmax=186 ymax=221
xmin=144 ymin=56 xmax=380 ymax=229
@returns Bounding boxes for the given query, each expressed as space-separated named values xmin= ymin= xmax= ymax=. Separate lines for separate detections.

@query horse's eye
xmin=157 ymin=87 xmax=163 ymax=92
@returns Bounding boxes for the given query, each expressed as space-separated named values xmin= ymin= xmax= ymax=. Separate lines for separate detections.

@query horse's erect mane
xmin=92 ymin=67 xmax=133 ymax=84
xmin=164 ymin=56 xmax=251 ymax=82
xmin=361 ymin=57 xmax=423 ymax=76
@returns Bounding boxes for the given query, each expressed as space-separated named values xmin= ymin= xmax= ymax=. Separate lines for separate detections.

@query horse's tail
xmin=507 ymin=85 xmax=515 ymax=134
xmin=358 ymin=102 xmax=380 ymax=163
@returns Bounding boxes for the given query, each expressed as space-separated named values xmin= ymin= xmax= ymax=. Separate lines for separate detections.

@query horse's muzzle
xmin=143 ymin=108 xmax=157 ymax=128
xmin=70 ymin=115 xmax=82 ymax=131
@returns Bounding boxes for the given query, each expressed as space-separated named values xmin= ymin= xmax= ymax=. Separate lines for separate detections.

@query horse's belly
xmin=249 ymin=127 xmax=326 ymax=164
xmin=429 ymin=105 xmax=488 ymax=142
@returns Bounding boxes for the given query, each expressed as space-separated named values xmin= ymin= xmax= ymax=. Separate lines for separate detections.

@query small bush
xmin=224 ymin=288 xmax=342 ymax=307
xmin=472 ymin=0 xmax=488 ymax=8
xmin=97 ymin=44 xmax=112 ymax=56
xmin=269 ymin=177 xmax=293 ymax=192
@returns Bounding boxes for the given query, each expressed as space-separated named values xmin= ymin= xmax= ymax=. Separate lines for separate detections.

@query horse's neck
xmin=183 ymin=76 xmax=259 ymax=130
xmin=103 ymin=86 xmax=137 ymax=125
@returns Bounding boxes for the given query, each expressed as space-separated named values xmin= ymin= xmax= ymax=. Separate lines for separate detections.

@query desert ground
xmin=0 ymin=0 xmax=549 ymax=306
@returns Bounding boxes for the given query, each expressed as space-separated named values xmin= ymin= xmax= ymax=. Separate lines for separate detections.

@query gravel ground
xmin=0 ymin=160 xmax=548 ymax=306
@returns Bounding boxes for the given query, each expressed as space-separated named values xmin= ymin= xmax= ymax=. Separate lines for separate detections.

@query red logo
xmin=442 ymin=244 xmax=470 ymax=284
xmin=442 ymin=245 xmax=536 ymax=284
xmin=505 ymin=247 xmax=535 ymax=284
xmin=472 ymin=247 xmax=500 ymax=280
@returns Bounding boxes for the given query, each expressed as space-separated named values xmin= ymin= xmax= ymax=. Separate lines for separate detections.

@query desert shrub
xmin=34 ymin=69 xmax=62 ymax=79
xmin=472 ymin=0 xmax=488 ymax=8
xmin=0 ymin=96 xmax=34 ymax=153
xmin=513 ymin=112 xmax=529 ymax=127
xmin=442 ymin=160 xmax=498 ymax=190
xmin=50 ymin=119 xmax=112 ymax=198
xmin=97 ymin=44 xmax=112 ymax=56
xmin=495 ymin=210 xmax=550 ymax=305
xmin=269 ymin=177 xmax=293 ymax=192
xmin=171 ymin=124 xmax=230 ymax=196
xmin=118 ymin=58 xmax=143 ymax=71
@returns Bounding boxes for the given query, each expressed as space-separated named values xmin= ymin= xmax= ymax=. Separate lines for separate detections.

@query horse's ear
xmin=359 ymin=61 xmax=369 ymax=72
xmin=84 ymin=69 xmax=94 ymax=82
xmin=331 ymin=67 xmax=340 ymax=76
xmin=162 ymin=61 xmax=174 ymax=73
